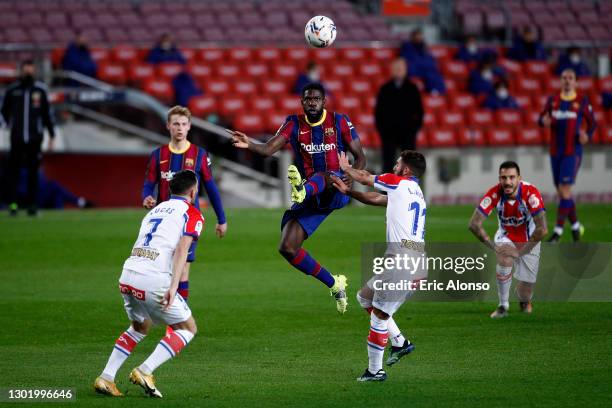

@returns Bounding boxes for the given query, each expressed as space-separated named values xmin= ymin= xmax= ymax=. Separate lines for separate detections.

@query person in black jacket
xmin=375 ymin=58 xmax=424 ymax=172
xmin=1 ymin=60 xmax=56 ymax=216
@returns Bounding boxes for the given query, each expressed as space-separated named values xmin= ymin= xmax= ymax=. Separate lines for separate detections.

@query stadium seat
xmin=0 ymin=62 xmax=17 ymax=83
xmin=255 ymin=47 xmax=282 ymax=63
xmin=232 ymin=80 xmax=258 ymax=95
xmin=261 ymin=80 xmax=288 ymax=95
xmin=495 ymin=109 xmax=522 ymax=127
xmin=423 ymin=95 xmax=447 ymax=113
xmin=486 ymin=128 xmax=515 ymax=146
xmin=514 ymin=95 xmax=533 ymax=111
xmin=341 ymin=48 xmax=366 ymax=64
xmin=198 ymin=48 xmax=226 ymax=64
xmin=97 ymin=62 xmax=127 ymax=86
xmin=188 ymin=95 xmax=218 ymax=118
xmin=228 ymin=47 xmax=253 ymax=63
xmin=142 ymin=78 xmax=174 ymax=104
xmin=219 ymin=95 xmax=247 ymax=117
xmin=187 ymin=63 xmax=212 ymax=82
xmin=251 ymin=96 xmax=277 ymax=114
xmin=451 ymin=93 xmax=476 ymax=111
xmin=273 ymin=64 xmax=299 ymax=82
xmin=599 ymin=76 xmax=612 ymax=92
xmin=442 ymin=60 xmax=469 ymax=81
xmin=216 ymin=64 xmax=241 ymax=79
xmin=458 ymin=128 xmax=486 ymax=146
xmin=516 ymin=127 xmax=544 ymax=145
xmin=90 ymin=48 xmax=110 ymax=64
xmin=336 ymin=96 xmax=362 ymax=113
xmin=349 ymin=79 xmax=373 ymax=94
xmin=524 ymin=61 xmax=550 ymax=80
xmin=468 ymin=109 xmax=494 ymax=127
xmin=235 ymin=113 xmax=265 ymax=134
xmin=601 ymin=127 xmax=612 ymax=144
xmin=283 ymin=47 xmax=309 ymax=64
xmin=498 ymin=59 xmax=522 ymax=78
xmin=245 ymin=63 xmax=269 ymax=79
xmin=278 ymin=95 xmax=302 ymax=111
xmin=423 ymin=112 xmax=436 ymax=127
xmin=368 ymin=48 xmax=396 ymax=61
xmin=440 ymin=111 xmax=466 ymax=127
xmin=111 ymin=45 xmax=139 ymax=65
xmin=266 ymin=112 xmax=289 ymax=133
xmin=330 ymin=63 xmax=354 ymax=78
xmin=202 ymin=79 xmax=230 ymax=96
xmin=523 ymin=110 xmax=541 ymax=127
xmin=428 ymin=128 xmax=458 ymax=147
xmin=310 ymin=48 xmax=338 ymax=64
xmin=324 ymin=79 xmax=344 ymax=95
xmin=128 ymin=63 xmax=155 ymax=86
xmin=156 ymin=63 xmax=184 ymax=80
xmin=516 ymin=78 xmax=541 ymax=97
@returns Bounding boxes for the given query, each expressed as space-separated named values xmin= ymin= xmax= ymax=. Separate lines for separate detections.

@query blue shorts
xmin=550 ymin=154 xmax=582 ymax=186
xmin=281 ymin=189 xmax=350 ymax=238
xmin=187 ymin=240 xmax=198 ymax=262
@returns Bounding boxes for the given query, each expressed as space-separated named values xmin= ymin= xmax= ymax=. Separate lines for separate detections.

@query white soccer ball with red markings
xmin=305 ymin=16 xmax=337 ymax=48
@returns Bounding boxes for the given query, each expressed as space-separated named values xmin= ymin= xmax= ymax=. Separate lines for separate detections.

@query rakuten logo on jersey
xmin=300 ymin=142 xmax=336 ymax=154
xmin=552 ymin=110 xmax=577 ymax=120
xmin=161 ymin=170 xmax=175 ymax=180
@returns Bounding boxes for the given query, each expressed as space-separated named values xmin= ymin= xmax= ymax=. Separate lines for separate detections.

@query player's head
xmin=396 ymin=150 xmax=426 ymax=179
xmin=498 ymin=161 xmax=521 ymax=197
xmin=391 ymin=57 xmax=407 ymax=81
xmin=169 ymin=170 xmax=198 ymax=201
xmin=20 ymin=59 xmax=35 ymax=78
xmin=301 ymin=82 xmax=326 ymax=119
xmin=166 ymin=105 xmax=192 ymax=142
xmin=560 ymin=68 xmax=577 ymax=93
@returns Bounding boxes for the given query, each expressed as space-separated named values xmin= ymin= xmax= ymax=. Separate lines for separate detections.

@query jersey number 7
xmin=143 ymin=218 xmax=163 ymax=246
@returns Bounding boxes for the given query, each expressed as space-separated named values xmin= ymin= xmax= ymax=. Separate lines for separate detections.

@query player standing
xmin=539 ymin=68 xmax=596 ymax=242
xmin=143 ymin=106 xmax=227 ymax=305
xmin=332 ymin=150 xmax=426 ymax=382
xmin=468 ymin=161 xmax=548 ymax=318
xmin=228 ymin=83 xmax=366 ymax=313
xmin=94 ymin=170 xmax=203 ymax=398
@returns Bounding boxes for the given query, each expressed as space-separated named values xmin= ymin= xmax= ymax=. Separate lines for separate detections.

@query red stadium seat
xmin=233 ymin=80 xmax=258 ymax=95
xmin=245 ymin=63 xmax=269 ymax=79
xmin=440 ymin=111 xmax=466 ymax=127
xmin=330 ymin=63 xmax=354 ymax=78
xmin=495 ymin=109 xmax=522 ymax=127
xmin=216 ymin=64 xmax=241 ymax=79
xmin=423 ymin=95 xmax=447 ymax=113
xmin=188 ymin=95 xmax=218 ymax=118
xmin=516 ymin=127 xmax=544 ymax=145
xmin=428 ymin=128 xmax=458 ymax=147
xmin=324 ymin=79 xmax=344 ymax=94
xmin=273 ymin=64 xmax=299 ymax=81
xmin=358 ymin=62 xmax=383 ymax=78
xmin=341 ymin=48 xmax=366 ymax=64
xmin=416 ymin=130 xmax=428 ymax=148
xmin=499 ymin=59 xmax=522 ymax=77
xmin=354 ymin=113 xmax=375 ymax=131
xmin=516 ymin=78 xmax=541 ymax=96
xmin=451 ymin=93 xmax=476 ymax=111
xmin=142 ymin=78 xmax=173 ymax=104
xmin=235 ymin=113 xmax=265 ymax=134
xmin=187 ymin=63 xmax=212 ymax=82
xmin=278 ymin=95 xmax=302 ymax=111
xmin=227 ymin=47 xmax=253 ymax=63
xmin=524 ymin=110 xmax=541 ymax=127
xmin=180 ymin=48 xmax=196 ymax=62
xmin=458 ymin=128 xmax=486 ymax=146
xmin=251 ymin=96 xmax=277 ymax=113
xmin=486 ymin=128 xmax=515 ymax=146
xmin=310 ymin=48 xmax=338 ymax=64
xmin=429 ymin=45 xmax=453 ymax=64
xmin=219 ymin=95 xmax=246 ymax=117
xmin=442 ymin=61 xmax=468 ymax=81
xmin=600 ymin=76 xmax=612 ymax=92
xmin=261 ymin=80 xmax=288 ymax=94
xmin=203 ymin=79 xmax=230 ymax=96
xmin=523 ymin=61 xmax=551 ymax=80
xmin=514 ymin=94 xmax=532 ymax=110
xmin=198 ymin=48 xmax=226 ymax=63
xmin=423 ymin=112 xmax=436 ymax=127
xmin=97 ymin=62 xmax=127 ymax=86
xmin=601 ymin=127 xmax=612 ymax=144
xmin=336 ymin=96 xmax=362 ymax=113
xmin=266 ymin=112 xmax=288 ymax=133
xmin=128 ymin=63 xmax=154 ymax=85
xmin=349 ymin=79 xmax=372 ymax=94
xmin=578 ymin=77 xmax=596 ymax=93
xmin=368 ymin=48 xmax=396 ymax=62
xmin=0 ymin=62 xmax=17 ymax=83
xmin=468 ymin=109 xmax=494 ymax=127
xmin=90 ymin=48 xmax=110 ymax=64
xmin=283 ymin=47 xmax=309 ymax=64
xmin=156 ymin=63 xmax=184 ymax=79
xmin=255 ymin=48 xmax=282 ymax=63
xmin=111 ymin=46 xmax=138 ymax=65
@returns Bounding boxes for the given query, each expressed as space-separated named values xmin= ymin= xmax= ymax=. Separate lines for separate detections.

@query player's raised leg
xmin=278 ymin=220 xmax=347 ymax=313
xmin=94 ymin=320 xmax=151 ymax=397
xmin=288 ymin=167 xmax=329 ymax=204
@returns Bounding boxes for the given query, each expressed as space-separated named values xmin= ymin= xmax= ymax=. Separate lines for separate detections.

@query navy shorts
xmin=281 ymin=189 xmax=350 ymax=238
xmin=551 ymin=154 xmax=582 ymax=186
xmin=187 ymin=240 xmax=198 ymax=262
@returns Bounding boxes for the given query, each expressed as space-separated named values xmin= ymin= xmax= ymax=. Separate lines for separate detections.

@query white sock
xmin=387 ymin=317 xmax=407 ymax=347
xmin=101 ymin=326 xmax=145 ymax=382
xmin=367 ymin=313 xmax=388 ymax=374
xmin=553 ymin=226 xmax=564 ymax=235
xmin=571 ymin=222 xmax=581 ymax=231
xmin=140 ymin=329 xmax=194 ymax=374
xmin=496 ymin=265 xmax=512 ymax=310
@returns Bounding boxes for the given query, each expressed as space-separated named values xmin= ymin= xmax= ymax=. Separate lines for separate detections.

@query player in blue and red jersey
xmin=228 ymin=83 xmax=366 ymax=314
xmin=143 ymin=106 xmax=227 ymax=304
xmin=539 ymin=68 xmax=596 ymax=242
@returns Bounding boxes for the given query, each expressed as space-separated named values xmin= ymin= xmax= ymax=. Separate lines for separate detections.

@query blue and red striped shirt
xmin=142 ymin=142 xmax=226 ymax=224
xmin=276 ymin=109 xmax=359 ymax=178
xmin=539 ymin=92 xmax=596 ymax=156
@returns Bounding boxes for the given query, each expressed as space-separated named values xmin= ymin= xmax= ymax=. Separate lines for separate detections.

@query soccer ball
xmin=305 ymin=16 xmax=337 ymax=48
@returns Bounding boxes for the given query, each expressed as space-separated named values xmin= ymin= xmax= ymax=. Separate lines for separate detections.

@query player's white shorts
xmin=367 ymin=248 xmax=427 ymax=316
xmin=119 ymin=268 xmax=192 ymax=325
xmin=494 ymin=230 xmax=540 ymax=283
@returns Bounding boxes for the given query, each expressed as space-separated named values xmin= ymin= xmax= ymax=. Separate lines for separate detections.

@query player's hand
xmin=162 ymin=287 xmax=177 ymax=311
xmin=341 ymin=175 xmax=353 ymax=190
xmin=496 ymin=244 xmax=519 ymax=259
xmin=226 ymin=129 xmax=249 ymax=149
xmin=579 ymin=130 xmax=589 ymax=145
xmin=216 ymin=223 xmax=227 ymax=238
xmin=541 ymin=113 xmax=551 ymax=127
xmin=143 ymin=196 xmax=157 ymax=209
xmin=338 ymin=151 xmax=352 ymax=171
xmin=330 ymin=174 xmax=349 ymax=194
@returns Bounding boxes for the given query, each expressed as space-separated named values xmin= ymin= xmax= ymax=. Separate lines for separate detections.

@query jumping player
xmin=539 ymin=68 xmax=596 ymax=242
xmin=228 ymin=83 xmax=366 ymax=314
xmin=94 ymin=170 xmax=203 ymax=398
xmin=332 ymin=150 xmax=426 ymax=382
xmin=468 ymin=161 xmax=548 ymax=318
xmin=143 ymin=106 xmax=227 ymax=305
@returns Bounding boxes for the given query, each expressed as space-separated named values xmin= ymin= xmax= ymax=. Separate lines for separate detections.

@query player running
xmin=539 ymin=68 xmax=596 ymax=242
xmin=468 ymin=161 xmax=548 ymax=318
xmin=228 ymin=83 xmax=366 ymax=314
xmin=143 ymin=106 xmax=227 ymax=306
xmin=94 ymin=170 xmax=203 ymax=398
xmin=332 ymin=150 xmax=426 ymax=382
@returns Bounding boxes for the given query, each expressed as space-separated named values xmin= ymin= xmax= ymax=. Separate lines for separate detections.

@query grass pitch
xmin=0 ymin=204 xmax=611 ymax=407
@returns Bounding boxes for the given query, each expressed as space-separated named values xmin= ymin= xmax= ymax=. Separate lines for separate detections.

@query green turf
xmin=0 ymin=204 xmax=610 ymax=407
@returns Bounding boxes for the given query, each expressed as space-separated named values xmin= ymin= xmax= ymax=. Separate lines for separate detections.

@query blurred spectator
xmin=555 ymin=47 xmax=591 ymax=77
xmin=294 ymin=61 xmax=323 ymax=95
xmin=1 ymin=60 xmax=55 ymax=216
xmin=603 ymin=92 xmax=612 ymax=110
xmin=172 ymin=71 xmax=203 ymax=107
xmin=400 ymin=28 xmax=446 ymax=94
xmin=507 ymin=27 xmax=546 ymax=61
xmin=468 ymin=54 xmax=506 ymax=96
xmin=62 ymin=34 xmax=97 ymax=80
xmin=17 ymin=169 xmax=93 ymax=210
xmin=483 ymin=81 xmax=519 ymax=110
xmin=375 ymin=58 xmax=423 ymax=172
xmin=146 ymin=33 xmax=186 ymax=65
xmin=455 ymin=35 xmax=483 ymax=64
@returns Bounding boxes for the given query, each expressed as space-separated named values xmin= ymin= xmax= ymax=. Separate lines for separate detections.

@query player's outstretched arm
xmin=227 ymin=129 xmax=286 ymax=157
xmin=163 ymin=235 xmax=193 ymax=310
xmin=346 ymin=138 xmax=366 ymax=170
xmin=468 ymin=209 xmax=495 ymax=251
xmin=331 ymin=175 xmax=387 ymax=207
xmin=517 ymin=210 xmax=548 ymax=256
xmin=338 ymin=151 xmax=374 ymax=186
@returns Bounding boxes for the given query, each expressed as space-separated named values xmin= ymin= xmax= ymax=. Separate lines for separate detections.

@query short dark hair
xmin=400 ymin=150 xmax=426 ymax=178
xmin=499 ymin=161 xmax=520 ymax=175
xmin=301 ymin=82 xmax=325 ymax=98
xmin=169 ymin=170 xmax=198 ymax=195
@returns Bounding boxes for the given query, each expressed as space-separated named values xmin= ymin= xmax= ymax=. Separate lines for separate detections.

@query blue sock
xmin=304 ymin=173 xmax=326 ymax=200
xmin=178 ymin=281 xmax=189 ymax=302
xmin=290 ymin=248 xmax=335 ymax=288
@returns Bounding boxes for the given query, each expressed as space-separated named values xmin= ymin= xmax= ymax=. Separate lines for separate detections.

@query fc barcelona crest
xmin=324 ymin=127 xmax=335 ymax=136
xmin=572 ymin=102 xmax=579 ymax=110
xmin=185 ymin=158 xmax=194 ymax=168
